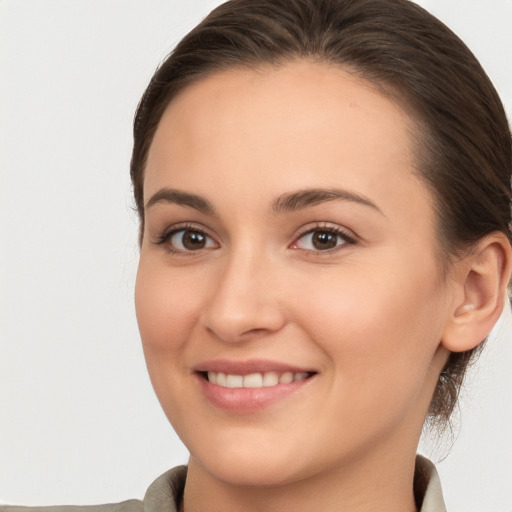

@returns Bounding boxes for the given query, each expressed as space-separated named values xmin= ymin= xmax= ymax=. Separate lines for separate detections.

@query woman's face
xmin=136 ymin=61 xmax=452 ymax=487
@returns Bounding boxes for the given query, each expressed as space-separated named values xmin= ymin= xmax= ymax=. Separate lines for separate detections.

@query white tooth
xmin=226 ymin=374 xmax=244 ymax=388
xmin=294 ymin=372 xmax=308 ymax=382
xmin=207 ymin=371 xmax=217 ymax=385
xmin=243 ymin=373 xmax=263 ymax=388
xmin=216 ymin=372 xmax=227 ymax=386
xmin=262 ymin=371 xmax=279 ymax=387
xmin=279 ymin=372 xmax=294 ymax=384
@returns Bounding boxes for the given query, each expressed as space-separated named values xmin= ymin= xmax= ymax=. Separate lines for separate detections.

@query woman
xmin=2 ymin=0 xmax=511 ymax=511
xmin=131 ymin=1 xmax=512 ymax=511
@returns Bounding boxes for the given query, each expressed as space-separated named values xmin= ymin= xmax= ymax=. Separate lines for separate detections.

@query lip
xmin=194 ymin=358 xmax=315 ymax=375
xmin=194 ymin=359 xmax=317 ymax=412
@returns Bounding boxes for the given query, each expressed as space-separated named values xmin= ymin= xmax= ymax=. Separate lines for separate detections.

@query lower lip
xmin=197 ymin=374 xmax=313 ymax=412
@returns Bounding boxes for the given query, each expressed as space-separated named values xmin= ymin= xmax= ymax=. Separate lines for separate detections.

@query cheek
xmin=134 ymin=262 xmax=201 ymax=361
xmin=291 ymin=261 xmax=446 ymax=404
xmin=134 ymin=261 xmax=204 ymax=426
xmin=303 ymin=253 xmax=443 ymax=339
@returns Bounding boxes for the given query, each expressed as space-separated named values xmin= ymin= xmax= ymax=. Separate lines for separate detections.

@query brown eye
xmin=311 ymin=231 xmax=338 ymax=250
xmin=294 ymin=228 xmax=353 ymax=252
xmin=169 ymin=229 xmax=217 ymax=252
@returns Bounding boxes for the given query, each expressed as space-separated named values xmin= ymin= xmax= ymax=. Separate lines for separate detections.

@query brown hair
xmin=130 ymin=0 xmax=512 ymax=425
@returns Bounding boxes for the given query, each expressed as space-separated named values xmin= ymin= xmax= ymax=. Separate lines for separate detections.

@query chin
xmin=185 ymin=429 xmax=313 ymax=488
xmin=195 ymin=451 xmax=304 ymax=488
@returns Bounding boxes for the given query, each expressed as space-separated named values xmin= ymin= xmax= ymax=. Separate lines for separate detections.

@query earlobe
xmin=442 ymin=232 xmax=512 ymax=353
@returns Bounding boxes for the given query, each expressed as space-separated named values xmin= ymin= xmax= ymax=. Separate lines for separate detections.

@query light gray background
xmin=1 ymin=1 xmax=511 ymax=511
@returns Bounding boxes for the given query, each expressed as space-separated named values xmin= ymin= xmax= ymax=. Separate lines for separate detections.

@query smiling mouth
xmin=201 ymin=371 xmax=315 ymax=388
xmin=196 ymin=364 xmax=317 ymax=411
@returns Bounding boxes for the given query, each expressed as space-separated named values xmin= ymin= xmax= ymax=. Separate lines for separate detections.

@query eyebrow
xmin=145 ymin=188 xmax=215 ymax=214
xmin=145 ymin=186 xmax=382 ymax=216
xmin=271 ymin=188 xmax=383 ymax=215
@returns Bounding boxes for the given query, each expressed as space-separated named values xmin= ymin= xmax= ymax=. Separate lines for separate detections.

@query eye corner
xmin=152 ymin=223 xmax=220 ymax=255
xmin=290 ymin=223 xmax=358 ymax=254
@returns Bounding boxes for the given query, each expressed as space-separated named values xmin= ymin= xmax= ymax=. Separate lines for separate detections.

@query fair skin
xmin=135 ymin=61 xmax=511 ymax=512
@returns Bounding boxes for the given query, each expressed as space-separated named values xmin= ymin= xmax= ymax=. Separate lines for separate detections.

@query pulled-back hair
xmin=131 ymin=0 xmax=512 ymax=425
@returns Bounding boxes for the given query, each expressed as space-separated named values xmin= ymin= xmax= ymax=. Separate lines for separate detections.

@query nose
xmin=199 ymin=249 xmax=287 ymax=343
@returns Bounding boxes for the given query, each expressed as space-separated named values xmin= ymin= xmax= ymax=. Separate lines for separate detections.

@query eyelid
xmin=152 ymin=222 xmax=219 ymax=254
xmin=290 ymin=222 xmax=358 ymax=253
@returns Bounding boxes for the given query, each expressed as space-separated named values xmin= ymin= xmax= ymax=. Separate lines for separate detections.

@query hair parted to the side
xmin=130 ymin=0 xmax=512 ymax=426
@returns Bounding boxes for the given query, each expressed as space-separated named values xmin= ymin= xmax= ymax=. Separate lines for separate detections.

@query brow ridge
xmin=271 ymin=188 xmax=382 ymax=214
xmin=145 ymin=188 xmax=215 ymax=214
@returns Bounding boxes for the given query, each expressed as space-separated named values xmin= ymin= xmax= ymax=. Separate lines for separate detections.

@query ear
xmin=442 ymin=232 xmax=512 ymax=353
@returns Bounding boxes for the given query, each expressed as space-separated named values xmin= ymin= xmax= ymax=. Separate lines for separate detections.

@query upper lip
xmin=193 ymin=358 xmax=316 ymax=375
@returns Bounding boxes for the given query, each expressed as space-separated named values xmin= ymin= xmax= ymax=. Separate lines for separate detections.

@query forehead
xmin=151 ymin=61 xmax=416 ymax=155
xmin=145 ymin=61 xmax=433 ymax=226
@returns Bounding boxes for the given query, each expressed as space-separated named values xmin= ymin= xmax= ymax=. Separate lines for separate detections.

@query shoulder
xmin=0 ymin=466 xmax=188 ymax=512
xmin=0 ymin=501 xmax=142 ymax=512
xmin=415 ymin=455 xmax=447 ymax=512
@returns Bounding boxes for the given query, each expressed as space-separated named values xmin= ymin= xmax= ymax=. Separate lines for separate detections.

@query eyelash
xmin=291 ymin=223 xmax=357 ymax=255
xmin=153 ymin=222 xmax=357 ymax=255
xmin=154 ymin=223 xmax=218 ymax=255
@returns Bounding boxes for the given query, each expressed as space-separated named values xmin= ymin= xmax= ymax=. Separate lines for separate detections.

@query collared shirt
xmin=0 ymin=456 xmax=447 ymax=512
